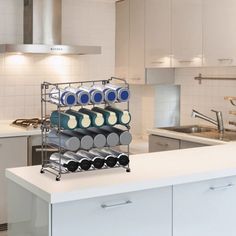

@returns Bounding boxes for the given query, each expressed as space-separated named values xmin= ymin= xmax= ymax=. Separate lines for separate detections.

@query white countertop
xmin=6 ymin=143 xmax=236 ymax=204
xmin=148 ymin=127 xmax=226 ymax=145
xmin=0 ymin=120 xmax=41 ymax=138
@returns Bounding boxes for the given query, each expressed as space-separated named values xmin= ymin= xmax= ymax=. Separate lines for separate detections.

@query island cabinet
xmin=173 ymin=176 xmax=236 ymax=236
xmin=52 ymin=187 xmax=172 ymax=236
xmin=0 ymin=137 xmax=27 ymax=230
xmin=7 ymin=181 xmax=172 ymax=236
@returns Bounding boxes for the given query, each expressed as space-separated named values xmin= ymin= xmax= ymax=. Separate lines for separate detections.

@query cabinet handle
xmin=155 ymin=142 xmax=169 ymax=147
xmin=35 ymin=148 xmax=58 ymax=152
xmin=178 ymin=60 xmax=193 ymax=63
xmin=130 ymin=77 xmax=141 ymax=81
xmin=209 ymin=183 xmax=234 ymax=191
xmin=151 ymin=61 xmax=164 ymax=64
xmin=101 ymin=200 xmax=132 ymax=209
xmin=218 ymin=58 xmax=233 ymax=63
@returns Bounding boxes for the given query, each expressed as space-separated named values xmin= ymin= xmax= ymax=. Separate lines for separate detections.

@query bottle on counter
xmin=76 ymin=150 xmax=105 ymax=169
xmin=88 ymin=127 xmax=119 ymax=147
xmin=79 ymin=108 xmax=104 ymax=127
xmin=47 ymin=129 xmax=80 ymax=151
xmin=65 ymin=87 xmax=90 ymax=106
xmin=101 ymin=148 xmax=130 ymax=166
xmin=50 ymin=153 xmax=79 ymax=172
xmin=49 ymin=87 xmax=77 ymax=106
xmin=50 ymin=111 xmax=77 ymax=130
xmin=79 ymin=86 xmax=104 ymax=105
xmin=105 ymin=106 xmax=131 ymax=125
xmin=105 ymin=84 xmax=130 ymax=102
xmin=64 ymin=151 xmax=91 ymax=171
xmin=89 ymin=148 xmax=117 ymax=168
xmin=101 ymin=126 xmax=132 ymax=145
xmin=62 ymin=130 xmax=94 ymax=150
xmin=75 ymin=128 xmax=106 ymax=148
xmin=65 ymin=109 xmax=91 ymax=129
xmin=92 ymin=107 xmax=117 ymax=126
xmin=92 ymin=84 xmax=117 ymax=103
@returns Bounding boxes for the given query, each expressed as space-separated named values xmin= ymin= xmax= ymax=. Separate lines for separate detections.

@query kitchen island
xmin=6 ymin=143 xmax=236 ymax=236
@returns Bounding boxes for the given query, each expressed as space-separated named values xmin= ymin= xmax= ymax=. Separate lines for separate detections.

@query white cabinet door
xmin=173 ymin=176 xmax=236 ymax=236
xmin=203 ymin=0 xmax=236 ymax=66
xmin=52 ymin=187 xmax=172 ymax=236
xmin=145 ymin=0 xmax=171 ymax=68
xmin=0 ymin=137 xmax=27 ymax=225
xmin=172 ymin=0 xmax=202 ymax=67
xmin=128 ymin=0 xmax=145 ymax=84
xmin=115 ymin=0 xmax=129 ymax=80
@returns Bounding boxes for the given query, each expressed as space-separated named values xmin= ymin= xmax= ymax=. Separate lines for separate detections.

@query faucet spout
xmin=191 ymin=109 xmax=224 ymax=133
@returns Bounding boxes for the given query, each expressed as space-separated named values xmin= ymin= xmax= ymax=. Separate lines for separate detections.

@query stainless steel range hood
xmin=0 ymin=0 xmax=101 ymax=55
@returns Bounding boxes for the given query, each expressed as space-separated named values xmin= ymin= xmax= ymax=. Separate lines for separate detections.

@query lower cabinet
xmin=149 ymin=134 xmax=209 ymax=152
xmin=149 ymin=135 xmax=180 ymax=152
xmin=52 ymin=187 xmax=172 ymax=236
xmin=180 ymin=140 xmax=208 ymax=149
xmin=173 ymin=176 xmax=236 ymax=236
xmin=0 ymin=137 xmax=27 ymax=227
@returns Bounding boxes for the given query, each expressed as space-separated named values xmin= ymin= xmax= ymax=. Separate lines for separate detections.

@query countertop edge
xmin=6 ymin=166 xmax=236 ymax=204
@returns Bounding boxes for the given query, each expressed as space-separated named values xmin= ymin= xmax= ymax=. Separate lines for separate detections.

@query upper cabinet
xmin=128 ymin=0 xmax=145 ymax=84
xmin=145 ymin=0 xmax=172 ymax=68
xmin=203 ymin=0 xmax=236 ymax=66
xmin=115 ymin=0 xmax=236 ymax=83
xmin=115 ymin=0 xmax=129 ymax=80
xmin=172 ymin=0 xmax=202 ymax=67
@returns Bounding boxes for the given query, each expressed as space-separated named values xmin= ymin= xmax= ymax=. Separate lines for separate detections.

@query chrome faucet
xmin=191 ymin=109 xmax=224 ymax=133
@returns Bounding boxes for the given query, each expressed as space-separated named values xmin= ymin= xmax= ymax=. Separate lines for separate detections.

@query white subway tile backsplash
xmin=175 ymin=67 xmax=236 ymax=129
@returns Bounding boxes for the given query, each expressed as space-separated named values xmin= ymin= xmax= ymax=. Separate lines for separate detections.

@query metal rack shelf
xmin=40 ymin=77 xmax=131 ymax=181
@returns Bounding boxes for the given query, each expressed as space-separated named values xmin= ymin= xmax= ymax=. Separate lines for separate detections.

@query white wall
xmin=0 ymin=0 xmax=115 ymax=119
xmin=175 ymin=67 xmax=236 ymax=129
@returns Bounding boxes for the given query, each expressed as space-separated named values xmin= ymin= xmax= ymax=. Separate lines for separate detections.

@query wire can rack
xmin=40 ymin=77 xmax=131 ymax=181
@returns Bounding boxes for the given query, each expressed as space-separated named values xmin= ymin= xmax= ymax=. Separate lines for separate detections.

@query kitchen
xmin=1 ymin=0 xmax=236 ymax=236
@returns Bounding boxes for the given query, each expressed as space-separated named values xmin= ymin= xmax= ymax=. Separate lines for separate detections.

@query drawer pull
xmin=155 ymin=142 xmax=169 ymax=147
xmin=210 ymin=183 xmax=234 ymax=191
xmin=101 ymin=200 xmax=132 ymax=209
xmin=178 ymin=60 xmax=193 ymax=63
xmin=218 ymin=58 xmax=233 ymax=63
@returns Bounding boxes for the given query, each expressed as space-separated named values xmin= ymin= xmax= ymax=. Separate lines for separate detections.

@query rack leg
xmin=126 ymin=167 xmax=131 ymax=173
xmin=40 ymin=168 xmax=45 ymax=174
xmin=56 ymin=174 xmax=61 ymax=181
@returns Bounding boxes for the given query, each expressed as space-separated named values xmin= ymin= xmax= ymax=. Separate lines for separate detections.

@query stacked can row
xmin=50 ymin=106 xmax=131 ymax=130
xmin=50 ymin=148 xmax=129 ymax=172
xmin=47 ymin=126 xmax=132 ymax=151
xmin=49 ymin=83 xmax=130 ymax=106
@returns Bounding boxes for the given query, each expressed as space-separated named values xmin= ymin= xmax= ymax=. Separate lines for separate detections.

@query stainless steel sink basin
xmin=163 ymin=125 xmax=215 ymax=134
xmin=161 ymin=125 xmax=236 ymax=141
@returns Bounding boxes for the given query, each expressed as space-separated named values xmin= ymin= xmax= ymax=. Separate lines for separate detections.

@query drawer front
xmin=52 ymin=187 xmax=172 ymax=236
xmin=180 ymin=140 xmax=208 ymax=149
xmin=149 ymin=135 xmax=180 ymax=152
xmin=173 ymin=176 xmax=236 ymax=236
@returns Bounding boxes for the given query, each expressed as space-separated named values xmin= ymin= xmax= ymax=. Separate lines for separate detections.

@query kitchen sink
xmin=162 ymin=125 xmax=236 ymax=141
xmin=163 ymin=125 xmax=215 ymax=134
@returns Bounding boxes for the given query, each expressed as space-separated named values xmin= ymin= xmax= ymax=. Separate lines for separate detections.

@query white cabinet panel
xmin=0 ymin=137 xmax=27 ymax=225
xmin=52 ymin=187 xmax=172 ymax=236
xmin=203 ymin=0 xmax=236 ymax=66
xmin=145 ymin=0 xmax=171 ymax=68
xmin=115 ymin=0 xmax=129 ymax=79
xmin=173 ymin=176 xmax=236 ymax=236
xmin=172 ymin=0 xmax=202 ymax=67
xmin=128 ymin=0 xmax=145 ymax=84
